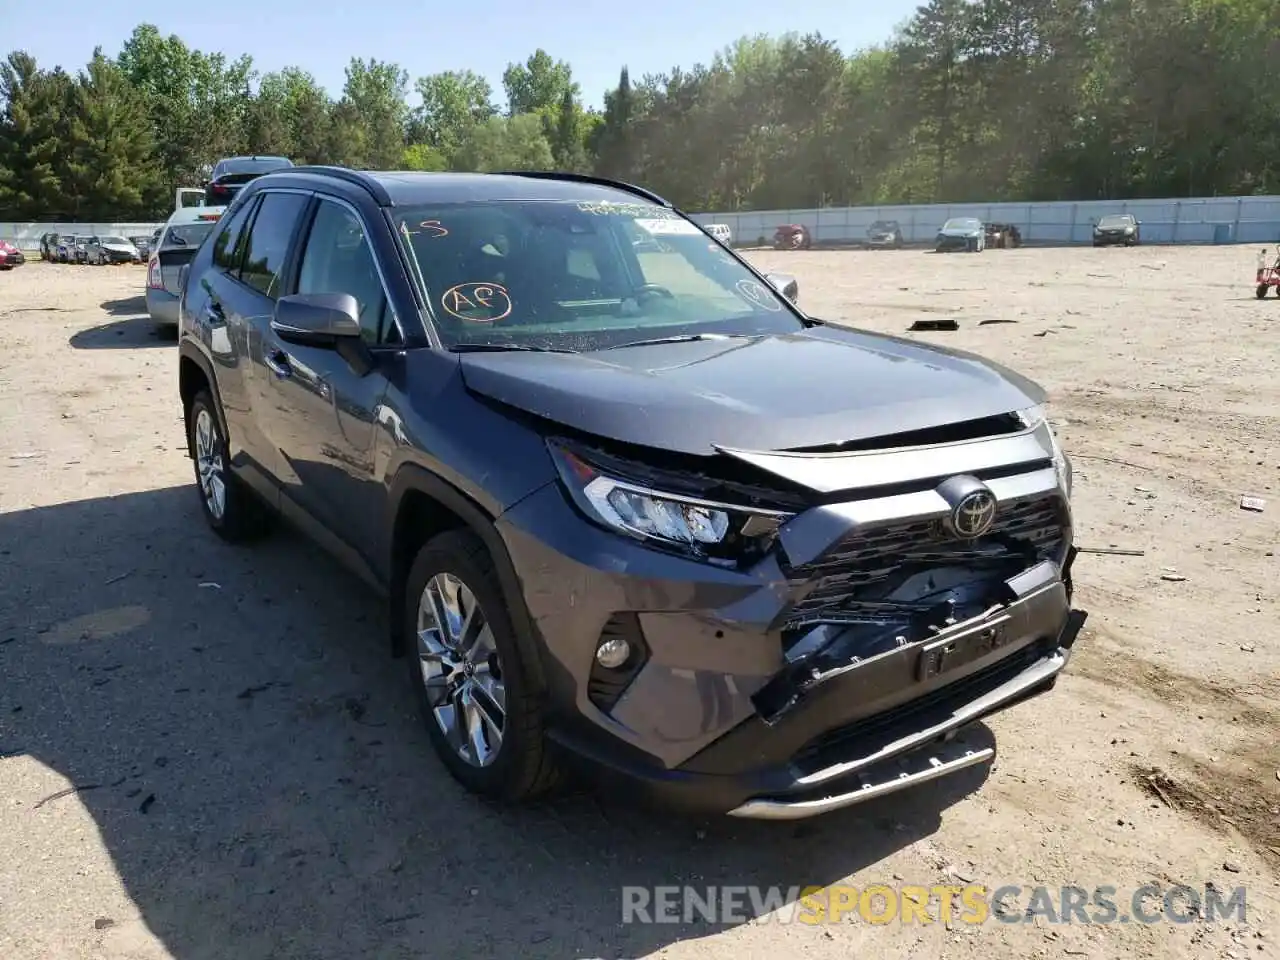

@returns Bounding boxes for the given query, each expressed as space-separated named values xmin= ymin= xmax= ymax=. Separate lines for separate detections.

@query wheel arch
xmin=178 ymin=343 xmax=227 ymax=457
xmin=387 ymin=464 xmax=549 ymax=694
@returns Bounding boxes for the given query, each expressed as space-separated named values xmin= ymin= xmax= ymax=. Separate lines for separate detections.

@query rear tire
xmin=405 ymin=529 xmax=562 ymax=804
xmin=187 ymin=390 xmax=272 ymax=542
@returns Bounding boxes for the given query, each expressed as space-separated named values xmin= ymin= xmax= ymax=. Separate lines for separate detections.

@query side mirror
xmin=272 ymin=293 xmax=362 ymax=345
xmin=765 ymin=272 xmax=799 ymax=304
xmin=272 ymin=292 xmax=374 ymax=376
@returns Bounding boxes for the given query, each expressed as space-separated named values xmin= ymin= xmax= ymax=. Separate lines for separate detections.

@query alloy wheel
xmin=416 ymin=572 xmax=507 ymax=767
xmin=194 ymin=408 xmax=227 ymax=520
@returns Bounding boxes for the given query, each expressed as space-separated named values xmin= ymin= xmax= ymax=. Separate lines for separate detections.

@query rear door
xmin=216 ymin=190 xmax=314 ymax=494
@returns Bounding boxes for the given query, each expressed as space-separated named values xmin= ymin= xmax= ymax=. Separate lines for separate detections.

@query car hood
xmin=103 ymin=243 xmax=136 ymax=253
xmin=458 ymin=326 xmax=1044 ymax=456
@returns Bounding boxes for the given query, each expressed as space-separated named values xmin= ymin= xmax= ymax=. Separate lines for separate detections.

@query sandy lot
xmin=0 ymin=247 xmax=1277 ymax=960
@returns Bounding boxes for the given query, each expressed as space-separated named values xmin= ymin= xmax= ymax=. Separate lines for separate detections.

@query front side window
xmin=392 ymin=199 xmax=802 ymax=352
xmin=296 ymin=199 xmax=399 ymax=345
xmin=238 ymin=192 xmax=308 ymax=298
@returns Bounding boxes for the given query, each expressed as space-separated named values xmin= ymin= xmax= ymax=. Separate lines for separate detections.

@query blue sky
xmin=3 ymin=1 xmax=918 ymax=110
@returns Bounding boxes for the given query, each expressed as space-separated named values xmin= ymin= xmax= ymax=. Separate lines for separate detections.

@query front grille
xmin=782 ymin=494 xmax=1067 ymax=630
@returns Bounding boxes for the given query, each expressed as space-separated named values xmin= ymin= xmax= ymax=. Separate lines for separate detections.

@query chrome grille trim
xmin=781 ymin=486 xmax=1069 ymax=630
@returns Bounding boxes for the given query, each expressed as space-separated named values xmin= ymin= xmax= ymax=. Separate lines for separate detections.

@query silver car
xmin=146 ymin=215 xmax=223 ymax=326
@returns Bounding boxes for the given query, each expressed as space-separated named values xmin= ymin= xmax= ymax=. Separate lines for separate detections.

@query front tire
xmin=405 ymin=529 xmax=561 ymax=803
xmin=187 ymin=390 xmax=270 ymax=542
xmin=1258 ymin=284 xmax=1270 ymax=300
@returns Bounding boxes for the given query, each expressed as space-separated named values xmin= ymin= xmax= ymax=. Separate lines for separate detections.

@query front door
xmin=262 ymin=197 xmax=399 ymax=571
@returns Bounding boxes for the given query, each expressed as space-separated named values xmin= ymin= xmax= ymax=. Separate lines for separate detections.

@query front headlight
xmin=1016 ymin=405 xmax=1071 ymax=497
xmin=548 ymin=441 xmax=792 ymax=565
xmin=1124 ymin=226 xmax=1135 ymax=234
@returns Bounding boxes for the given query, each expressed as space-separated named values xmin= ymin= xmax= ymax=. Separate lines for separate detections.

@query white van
xmin=705 ymin=223 xmax=733 ymax=246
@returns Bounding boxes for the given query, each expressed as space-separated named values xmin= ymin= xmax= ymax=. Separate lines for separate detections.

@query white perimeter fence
xmin=686 ymin=195 xmax=1280 ymax=247
xmin=0 ymin=222 xmax=164 ymax=251
xmin=4 ymin=195 xmax=1280 ymax=251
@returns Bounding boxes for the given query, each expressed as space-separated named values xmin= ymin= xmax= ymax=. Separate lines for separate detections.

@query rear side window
xmin=239 ymin=192 xmax=309 ymax=298
xmin=212 ymin=199 xmax=256 ymax=271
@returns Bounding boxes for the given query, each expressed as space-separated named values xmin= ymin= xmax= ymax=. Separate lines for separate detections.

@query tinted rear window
xmin=211 ymin=157 xmax=293 ymax=181
xmin=163 ymin=222 xmax=217 ymax=248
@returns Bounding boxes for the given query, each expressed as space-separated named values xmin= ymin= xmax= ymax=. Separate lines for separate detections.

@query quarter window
xmin=238 ymin=192 xmax=309 ymax=299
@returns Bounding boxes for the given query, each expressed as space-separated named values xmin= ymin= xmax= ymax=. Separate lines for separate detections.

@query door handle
xmin=264 ymin=349 xmax=293 ymax=379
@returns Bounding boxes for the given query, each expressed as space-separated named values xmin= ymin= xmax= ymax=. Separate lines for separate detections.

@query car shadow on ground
xmin=70 ymin=316 xmax=177 ymax=350
xmin=0 ymin=486 xmax=992 ymax=959
xmin=100 ymin=295 xmax=148 ymax=316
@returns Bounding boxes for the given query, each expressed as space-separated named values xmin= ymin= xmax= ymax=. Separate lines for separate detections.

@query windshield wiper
xmin=450 ymin=343 xmax=577 ymax=354
xmin=609 ymin=333 xmax=740 ymax=350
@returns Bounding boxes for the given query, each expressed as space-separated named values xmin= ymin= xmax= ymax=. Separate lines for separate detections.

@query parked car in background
xmin=1093 ymin=214 xmax=1140 ymax=247
xmin=704 ymin=223 xmax=733 ymax=246
xmin=936 ymin=218 xmax=986 ymax=253
xmin=865 ymin=219 xmax=904 ymax=249
xmin=40 ymin=233 xmax=60 ymax=261
xmin=773 ymin=223 xmax=812 ymax=250
xmin=54 ymin=236 xmax=73 ymax=263
xmin=0 ymin=239 xmax=25 ymax=269
xmin=131 ymin=235 xmax=153 ymax=260
xmin=175 ymin=166 xmax=1080 ymax=820
xmin=87 ymin=235 xmax=142 ymax=265
xmin=203 ymin=156 xmax=294 ymax=207
xmin=984 ymin=222 xmax=1022 ymax=249
xmin=147 ymin=205 xmax=226 ymax=326
xmin=66 ymin=236 xmax=90 ymax=263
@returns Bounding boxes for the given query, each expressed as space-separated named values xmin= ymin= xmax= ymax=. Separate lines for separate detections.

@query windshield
xmin=1098 ymin=215 xmax=1133 ymax=228
xmin=943 ymin=218 xmax=981 ymax=231
xmin=163 ymin=222 xmax=217 ymax=248
xmin=101 ymin=236 xmax=128 ymax=245
xmin=393 ymin=200 xmax=803 ymax=352
xmin=870 ymin=221 xmax=897 ymax=231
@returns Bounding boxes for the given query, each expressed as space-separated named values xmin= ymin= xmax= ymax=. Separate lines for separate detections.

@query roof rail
xmin=493 ymin=170 xmax=671 ymax=207
xmin=287 ymin=165 xmax=393 ymax=205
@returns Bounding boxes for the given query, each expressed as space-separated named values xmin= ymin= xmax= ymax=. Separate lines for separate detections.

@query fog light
xmin=595 ymin=636 xmax=632 ymax=669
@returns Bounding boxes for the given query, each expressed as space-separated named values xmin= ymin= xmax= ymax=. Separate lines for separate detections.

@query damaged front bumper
xmin=496 ymin=421 xmax=1082 ymax=819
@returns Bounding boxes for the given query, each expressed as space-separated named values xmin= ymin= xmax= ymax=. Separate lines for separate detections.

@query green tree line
xmin=2 ymin=0 xmax=1277 ymax=222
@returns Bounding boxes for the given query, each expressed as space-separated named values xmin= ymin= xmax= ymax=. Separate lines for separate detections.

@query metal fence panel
xmin=687 ymin=195 xmax=1280 ymax=246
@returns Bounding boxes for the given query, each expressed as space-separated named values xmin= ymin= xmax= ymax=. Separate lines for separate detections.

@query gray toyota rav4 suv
xmin=177 ymin=166 xmax=1084 ymax=820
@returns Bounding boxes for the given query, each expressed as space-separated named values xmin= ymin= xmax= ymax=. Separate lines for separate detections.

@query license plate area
xmin=916 ymin=614 xmax=1015 ymax=682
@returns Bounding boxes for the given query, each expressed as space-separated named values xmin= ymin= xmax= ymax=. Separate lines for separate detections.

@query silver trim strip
xmin=717 ymin=425 xmax=1053 ymax=495
xmin=728 ymin=746 xmax=996 ymax=820
xmin=795 ymin=650 xmax=1063 ymax=787
xmin=790 ymin=466 xmax=1059 ymax=533
xmin=726 ymin=648 xmax=1066 ymax=820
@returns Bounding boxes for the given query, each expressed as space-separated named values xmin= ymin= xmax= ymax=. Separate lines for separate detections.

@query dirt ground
xmin=0 ymin=246 xmax=1277 ymax=960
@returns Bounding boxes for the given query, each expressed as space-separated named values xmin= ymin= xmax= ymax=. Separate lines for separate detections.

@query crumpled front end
xmin=496 ymin=411 xmax=1083 ymax=819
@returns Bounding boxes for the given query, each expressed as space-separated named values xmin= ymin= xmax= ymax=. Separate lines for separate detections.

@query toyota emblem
xmin=950 ymin=489 xmax=997 ymax=538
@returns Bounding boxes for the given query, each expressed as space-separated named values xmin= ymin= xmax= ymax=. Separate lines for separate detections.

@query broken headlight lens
xmin=548 ymin=442 xmax=791 ymax=564
xmin=1016 ymin=404 xmax=1072 ymax=497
